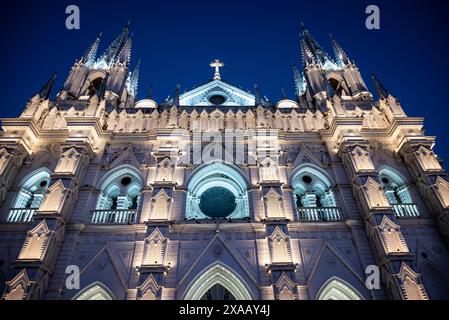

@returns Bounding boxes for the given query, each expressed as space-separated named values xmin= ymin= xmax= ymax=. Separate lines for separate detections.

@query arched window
xmin=329 ymin=78 xmax=344 ymax=96
xmin=80 ymin=71 xmax=106 ymax=99
xmin=7 ymin=168 xmax=51 ymax=222
xmin=185 ymin=162 xmax=250 ymax=220
xmin=316 ymin=278 xmax=364 ymax=300
xmin=93 ymin=166 xmax=143 ymax=224
xmin=85 ymin=77 xmax=103 ymax=97
xmin=291 ymin=165 xmax=340 ymax=222
xmin=379 ymin=167 xmax=420 ymax=217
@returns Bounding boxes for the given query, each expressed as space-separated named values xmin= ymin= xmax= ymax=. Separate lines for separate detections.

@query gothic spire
xmin=38 ymin=74 xmax=57 ymax=99
xmin=174 ymin=84 xmax=181 ymax=107
xmin=300 ymin=23 xmax=331 ymax=66
xmin=130 ymin=59 xmax=140 ymax=97
xmin=99 ymin=22 xmax=131 ymax=66
xmin=83 ymin=33 xmax=102 ymax=66
xmin=371 ymin=73 xmax=390 ymax=99
xmin=254 ymin=84 xmax=261 ymax=106
xmin=330 ymin=34 xmax=349 ymax=66
xmin=147 ymin=86 xmax=153 ymax=100
xmin=117 ymin=37 xmax=133 ymax=65
xmin=293 ymin=63 xmax=307 ymax=97
xmin=300 ymin=39 xmax=316 ymax=66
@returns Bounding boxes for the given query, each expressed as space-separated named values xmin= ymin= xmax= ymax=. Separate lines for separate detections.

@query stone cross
xmin=210 ymin=59 xmax=225 ymax=80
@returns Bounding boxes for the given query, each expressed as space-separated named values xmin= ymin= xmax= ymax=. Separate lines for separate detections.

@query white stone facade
xmin=1 ymin=24 xmax=449 ymax=300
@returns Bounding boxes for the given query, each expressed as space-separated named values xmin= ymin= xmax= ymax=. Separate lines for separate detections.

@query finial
xmin=281 ymin=88 xmax=287 ymax=99
xmin=371 ymin=73 xmax=390 ymax=99
xmin=254 ymin=84 xmax=261 ymax=105
xmin=39 ymin=73 xmax=57 ymax=99
xmin=210 ymin=59 xmax=225 ymax=80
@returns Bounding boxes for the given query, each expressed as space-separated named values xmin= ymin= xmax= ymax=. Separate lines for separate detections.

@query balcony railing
xmin=91 ymin=209 xmax=137 ymax=225
xmin=393 ymin=204 xmax=420 ymax=218
xmin=297 ymin=207 xmax=342 ymax=222
xmin=7 ymin=209 xmax=36 ymax=223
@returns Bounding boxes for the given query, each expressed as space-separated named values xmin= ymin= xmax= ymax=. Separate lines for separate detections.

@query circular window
xmin=40 ymin=180 xmax=48 ymax=188
xmin=208 ymin=94 xmax=226 ymax=106
xmin=381 ymin=177 xmax=390 ymax=185
xmin=302 ymin=175 xmax=313 ymax=184
xmin=121 ymin=177 xmax=132 ymax=187
xmin=199 ymin=187 xmax=236 ymax=218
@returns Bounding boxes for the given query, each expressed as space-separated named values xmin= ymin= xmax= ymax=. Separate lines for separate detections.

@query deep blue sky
xmin=1 ymin=0 xmax=448 ymax=162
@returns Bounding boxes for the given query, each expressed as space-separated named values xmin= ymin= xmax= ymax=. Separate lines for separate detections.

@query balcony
xmin=91 ymin=209 xmax=137 ymax=225
xmin=297 ymin=207 xmax=342 ymax=222
xmin=7 ymin=209 xmax=36 ymax=223
xmin=393 ymin=204 xmax=420 ymax=218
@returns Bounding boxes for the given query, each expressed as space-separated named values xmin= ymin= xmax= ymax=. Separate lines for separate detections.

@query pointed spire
xmin=293 ymin=63 xmax=307 ymax=97
xmin=117 ymin=37 xmax=133 ymax=65
xmin=254 ymin=84 xmax=261 ymax=105
xmin=300 ymin=23 xmax=331 ymax=66
xmin=83 ymin=33 xmax=102 ymax=65
xmin=330 ymin=34 xmax=349 ymax=66
xmin=147 ymin=86 xmax=153 ymax=100
xmin=38 ymin=74 xmax=57 ymax=99
xmin=130 ymin=59 xmax=140 ymax=97
xmin=174 ymin=84 xmax=180 ymax=106
xmin=99 ymin=22 xmax=131 ymax=66
xmin=371 ymin=74 xmax=390 ymax=99
xmin=281 ymin=88 xmax=287 ymax=99
xmin=300 ymin=39 xmax=316 ymax=65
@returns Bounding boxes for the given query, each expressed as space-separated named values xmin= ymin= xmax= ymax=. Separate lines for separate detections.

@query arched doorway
xmin=183 ymin=263 xmax=252 ymax=300
xmin=73 ymin=282 xmax=115 ymax=300
xmin=316 ymin=278 xmax=364 ymax=300
xmin=200 ymin=284 xmax=236 ymax=301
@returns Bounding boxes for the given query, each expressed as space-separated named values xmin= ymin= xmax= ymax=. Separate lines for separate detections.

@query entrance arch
xmin=73 ymin=282 xmax=116 ymax=300
xmin=316 ymin=277 xmax=364 ymax=300
xmin=183 ymin=263 xmax=253 ymax=300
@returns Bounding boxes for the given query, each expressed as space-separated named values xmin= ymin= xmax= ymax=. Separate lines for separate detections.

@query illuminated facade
xmin=1 ymin=23 xmax=449 ymax=300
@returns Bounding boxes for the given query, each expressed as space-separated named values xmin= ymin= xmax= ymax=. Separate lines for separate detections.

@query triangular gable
xmin=179 ymin=80 xmax=255 ymax=107
xmin=109 ymin=146 xmax=141 ymax=169
xmin=293 ymin=146 xmax=327 ymax=168
xmin=176 ymin=233 xmax=258 ymax=290
xmin=77 ymin=245 xmax=129 ymax=292
xmin=307 ymin=241 xmax=365 ymax=287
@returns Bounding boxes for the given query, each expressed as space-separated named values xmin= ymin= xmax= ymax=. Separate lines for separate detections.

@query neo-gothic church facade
xmin=1 ymin=23 xmax=449 ymax=300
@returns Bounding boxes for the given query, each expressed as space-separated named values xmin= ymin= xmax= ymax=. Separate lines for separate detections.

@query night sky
xmin=0 ymin=0 xmax=448 ymax=161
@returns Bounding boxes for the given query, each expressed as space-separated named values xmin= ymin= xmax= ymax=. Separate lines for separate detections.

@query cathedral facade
xmin=1 ymin=23 xmax=449 ymax=300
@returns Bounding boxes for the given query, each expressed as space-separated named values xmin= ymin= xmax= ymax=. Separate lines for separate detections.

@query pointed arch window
xmin=292 ymin=166 xmax=341 ymax=222
xmin=92 ymin=166 xmax=143 ymax=224
xmin=379 ymin=168 xmax=420 ymax=218
xmin=7 ymin=168 xmax=51 ymax=223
